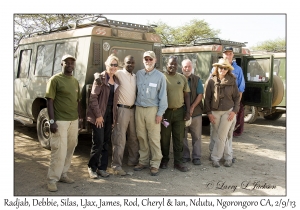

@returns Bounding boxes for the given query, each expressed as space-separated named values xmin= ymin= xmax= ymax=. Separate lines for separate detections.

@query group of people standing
xmin=45 ymin=46 xmax=245 ymax=192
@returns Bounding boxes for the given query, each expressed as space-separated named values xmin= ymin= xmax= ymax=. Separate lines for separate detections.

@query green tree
xmin=252 ymin=38 xmax=286 ymax=51
xmin=14 ymin=14 xmax=92 ymax=47
xmin=151 ymin=19 xmax=220 ymax=45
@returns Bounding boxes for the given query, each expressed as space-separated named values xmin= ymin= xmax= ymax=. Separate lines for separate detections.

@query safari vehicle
xmin=161 ymin=38 xmax=286 ymax=124
xmin=243 ymin=51 xmax=286 ymax=123
xmin=14 ymin=15 xmax=162 ymax=148
xmin=161 ymin=38 xmax=250 ymax=124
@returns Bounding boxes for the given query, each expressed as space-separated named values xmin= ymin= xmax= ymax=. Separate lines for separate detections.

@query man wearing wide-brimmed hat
xmin=204 ymin=58 xmax=240 ymax=168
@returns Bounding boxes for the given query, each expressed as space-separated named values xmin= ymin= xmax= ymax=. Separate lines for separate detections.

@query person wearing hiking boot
xmin=134 ymin=51 xmax=168 ymax=176
xmin=86 ymin=54 xmax=120 ymax=179
xmin=160 ymin=56 xmax=191 ymax=172
xmin=204 ymin=58 xmax=240 ymax=168
xmin=45 ymin=54 xmax=82 ymax=192
xmin=181 ymin=59 xmax=204 ymax=165
xmin=110 ymin=55 xmax=139 ymax=176
xmin=208 ymin=46 xmax=245 ymax=163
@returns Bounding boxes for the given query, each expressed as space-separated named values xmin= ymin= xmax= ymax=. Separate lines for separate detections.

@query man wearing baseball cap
xmin=134 ymin=51 xmax=168 ymax=176
xmin=45 ymin=54 xmax=82 ymax=192
xmin=222 ymin=47 xmax=245 ymax=137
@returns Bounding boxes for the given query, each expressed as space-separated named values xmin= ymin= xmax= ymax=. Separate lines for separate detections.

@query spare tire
xmin=272 ymin=75 xmax=284 ymax=106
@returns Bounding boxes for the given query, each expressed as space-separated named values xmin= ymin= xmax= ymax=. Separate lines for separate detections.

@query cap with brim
xmin=212 ymin=58 xmax=234 ymax=70
xmin=143 ymin=51 xmax=156 ymax=59
xmin=61 ymin=54 xmax=76 ymax=62
xmin=223 ymin=46 xmax=233 ymax=53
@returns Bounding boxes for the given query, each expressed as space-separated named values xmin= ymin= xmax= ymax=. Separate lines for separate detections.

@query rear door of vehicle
xmin=242 ymin=55 xmax=274 ymax=108
xmin=102 ymin=39 xmax=153 ymax=74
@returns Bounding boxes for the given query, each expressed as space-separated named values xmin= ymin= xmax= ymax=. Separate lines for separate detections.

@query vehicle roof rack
xmin=26 ymin=15 xmax=156 ymax=38
xmin=192 ymin=38 xmax=247 ymax=47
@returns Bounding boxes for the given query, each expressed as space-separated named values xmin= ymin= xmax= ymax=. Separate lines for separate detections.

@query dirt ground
xmin=13 ymin=115 xmax=286 ymax=196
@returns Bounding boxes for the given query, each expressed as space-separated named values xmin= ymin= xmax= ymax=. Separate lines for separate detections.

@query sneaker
xmin=88 ymin=167 xmax=98 ymax=179
xmin=59 ymin=176 xmax=74 ymax=184
xmin=47 ymin=182 xmax=57 ymax=192
xmin=224 ymin=160 xmax=232 ymax=167
xmin=182 ymin=157 xmax=191 ymax=163
xmin=97 ymin=169 xmax=110 ymax=177
xmin=192 ymin=159 xmax=201 ymax=165
xmin=174 ymin=164 xmax=188 ymax=172
xmin=212 ymin=161 xmax=220 ymax=168
xmin=114 ymin=169 xmax=126 ymax=176
xmin=134 ymin=163 xmax=147 ymax=171
xmin=150 ymin=167 xmax=159 ymax=176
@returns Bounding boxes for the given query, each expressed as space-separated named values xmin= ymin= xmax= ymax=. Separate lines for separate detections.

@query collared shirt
xmin=231 ymin=61 xmax=245 ymax=93
xmin=135 ymin=68 xmax=168 ymax=116
xmin=115 ymin=69 xmax=136 ymax=106
xmin=210 ymin=60 xmax=245 ymax=93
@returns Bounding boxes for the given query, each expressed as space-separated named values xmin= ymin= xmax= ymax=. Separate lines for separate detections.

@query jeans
xmin=88 ymin=106 xmax=113 ymax=171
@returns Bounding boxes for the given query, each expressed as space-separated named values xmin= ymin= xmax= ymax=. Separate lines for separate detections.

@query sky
xmin=104 ymin=14 xmax=286 ymax=49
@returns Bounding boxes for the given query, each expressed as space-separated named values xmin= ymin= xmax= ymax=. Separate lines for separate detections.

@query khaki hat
xmin=61 ymin=54 xmax=76 ymax=62
xmin=212 ymin=58 xmax=234 ymax=70
xmin=143 ymin=51 xmax=156 ymax=59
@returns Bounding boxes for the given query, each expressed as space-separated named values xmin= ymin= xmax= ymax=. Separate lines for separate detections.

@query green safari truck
xmin=14 ymin=15 xmax=162 ymax=148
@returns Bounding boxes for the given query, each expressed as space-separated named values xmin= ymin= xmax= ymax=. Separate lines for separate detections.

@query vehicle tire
xmin=263 ymin=112 xmax=282 ymax=121
xmin=37 ymin=108 xmax=51 ymax=149
xmin=244 ymin=106 xmax=258 ymax=124
xmin=272 ymin=75 xmax=284 ymax=106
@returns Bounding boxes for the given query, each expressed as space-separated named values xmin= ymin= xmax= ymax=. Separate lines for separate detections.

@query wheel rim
xmin=41 ymin=117 xmax=50 ymax=140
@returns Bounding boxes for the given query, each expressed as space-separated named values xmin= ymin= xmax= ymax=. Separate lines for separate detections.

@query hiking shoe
xmin=88 ymin=167 xmax=98 ymax=179
xmin=134 ymin=163 xmax=147 ymax=171
xmin=114 ymin=169 xmax=126 ymax=176
xmin=150 ymin=167 xmax=159 ymax=176
xmin=59 ymin=176 xmax=74 ymax=184
xmin=224 ymin=160 xmax=232 ymax=167
xmin=212 ymin=161 xmax=220 ymax=168
xmin=174 ymin=164 xmax=188 ymax=172
xmin=47 ymin=182 xmax=57 ymax=192
xmin=97 ymin=169 xmax=110 ymax=177
xmin=182 ymin=157 xmax=191 ymax=163
xmin=159 ymin=162 xmax=168 ymax=169
xmin=192 ymin=159 xmax=201 ymax=165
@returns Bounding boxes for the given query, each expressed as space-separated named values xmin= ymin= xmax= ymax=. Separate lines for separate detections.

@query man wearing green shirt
xmin=45 ymin=54 xmax=81 ymax=192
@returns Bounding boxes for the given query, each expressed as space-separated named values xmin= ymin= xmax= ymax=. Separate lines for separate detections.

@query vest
xmin=189 ymin=74 xmax=203 ymax=116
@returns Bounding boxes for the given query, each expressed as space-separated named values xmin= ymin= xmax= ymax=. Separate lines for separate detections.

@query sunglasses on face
xmin=110 ymin=63 xmax=118 ymax=67
xmin=219 ymin=67 xmax=228 ymax=70
xmin=144 ymin=58 xmax=153 ymax=62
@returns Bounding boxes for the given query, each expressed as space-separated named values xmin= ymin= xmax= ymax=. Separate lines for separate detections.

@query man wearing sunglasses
xmin=134 ymin=51 xmax=168 ymax=176
xmin=110 ymin=55 xmax=139 ymax=176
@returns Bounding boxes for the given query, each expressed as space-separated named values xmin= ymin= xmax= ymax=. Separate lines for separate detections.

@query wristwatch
xmin=49 ymin=119 xmax=55 ymax=124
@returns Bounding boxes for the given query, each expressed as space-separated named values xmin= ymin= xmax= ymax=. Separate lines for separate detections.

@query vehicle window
xmin=18 ymin=50 xmax=32 ymax=78
xmin=273 ymin=59 xmax=280 ymax=76
xmin=35 ymin=45 xmax=55 ymax=76
xmin=109 ymin=47 xmax=145 ymax=71
xmin=246 ymin=59 xmax=270 ymax=82
xmin=53 ymin=42 xmax=77 ymax=75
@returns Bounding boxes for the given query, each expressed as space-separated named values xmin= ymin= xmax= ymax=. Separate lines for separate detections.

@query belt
xmin=167 ymin=106 xmax=183 ymax=111
xmin=117 ymin=104 xmax=135 ymax=109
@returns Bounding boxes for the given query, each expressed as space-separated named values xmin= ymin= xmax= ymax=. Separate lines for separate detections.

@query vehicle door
xmin=14 ymin=49 xmax=32 ymax=116
xmin=242 ymin=55 xmax=274 ymax=108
